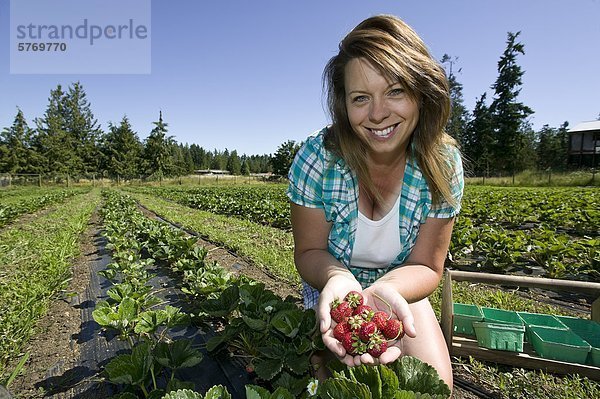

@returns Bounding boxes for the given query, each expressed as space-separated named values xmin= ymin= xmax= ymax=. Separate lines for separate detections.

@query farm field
xmin=0 ymin=184 xmax=599 ymax=398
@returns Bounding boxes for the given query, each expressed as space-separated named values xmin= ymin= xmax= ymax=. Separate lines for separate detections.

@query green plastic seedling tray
xmin=529 ymin=326 xmax=591 ymax=364
xmin=473 ymin=321 xmax=525 ymax=352
xmin=453 ymin=303 xmax=483 ymax=336
xmin=517 ymin=312 xmax=567 ymax=342
xmin=556 ymin=316 xmax=600 ymax=367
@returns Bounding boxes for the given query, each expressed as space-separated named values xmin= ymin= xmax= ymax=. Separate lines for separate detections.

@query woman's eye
xmin=389 ymin=88 xmax=404 ymax=96
xmin=352 ymin=95 xmax=368 ymax=103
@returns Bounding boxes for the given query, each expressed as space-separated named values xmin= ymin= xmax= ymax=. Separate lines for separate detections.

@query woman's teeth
xmin=371 ymin=125 xmax=395 ymax=137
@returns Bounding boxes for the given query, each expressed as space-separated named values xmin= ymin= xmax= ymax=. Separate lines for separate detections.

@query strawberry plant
xmin=204 ymin=282 xmax=323 ymax=396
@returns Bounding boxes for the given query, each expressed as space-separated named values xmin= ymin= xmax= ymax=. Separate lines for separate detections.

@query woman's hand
xmin=317 ymin=271 xmax=363 ymax=366
xmin=355 ymin=281 xmax=417 ymax=365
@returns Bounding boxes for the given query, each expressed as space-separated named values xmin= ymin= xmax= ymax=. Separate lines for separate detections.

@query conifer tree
xmin=0 ymin=108 xmax=41 ymax=173
xmin=102 ymin=116 xmax=143 ymax=180
xmin=241 ymin=158 xmax=251 ymax=176
xmin=271 ymin=140 xmax=301 ymax=176
xmin=143 ymin=111 xmax=173 ymax=179
xmin=63 ymin=82 xmax=102 ymax=175
xmin=464 ymin=93 xmax=494 ymax=176
xmin=34 ymin=85 xmax=76 ymax=176
xmin=227 ymin=150 xmax=242 ymax=175
xmin=441 ymin=54 xmax=469 ymax=146
xmin=182 ymin=144 xmax=195 ymax=174
xmin=490 ymin=32 xmax=533 ymax=175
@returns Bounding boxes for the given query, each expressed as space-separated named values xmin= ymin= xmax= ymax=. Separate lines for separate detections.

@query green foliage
xmin=0 ymin=190 xmax=99 ymax=379
xmin=33 ymin=82 xmax=102 ymax=176
xmin=102 ymin=116 xmax=143 ymax=180
xmin=271 ymin=140 xmax=301 ymax=177
xmin=441 ymin=54 xmax=468 ymax=147
xmin=490 ymin=31 xmax=534 ymax=175
xmin=0 ymin=108 xmax=42 ymax=174
xmin=318 ymin=357 xmax=450 ymax=399
xmin=143 ymin=111 xmax=174 ymax=179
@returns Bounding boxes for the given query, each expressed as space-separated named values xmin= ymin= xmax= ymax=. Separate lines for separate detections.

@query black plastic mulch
xmin=37 ymin=230 xmax=251 ymax=399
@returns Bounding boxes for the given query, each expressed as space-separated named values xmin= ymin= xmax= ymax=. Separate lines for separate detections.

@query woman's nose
xmin=369 ymin=98 xmax=390 ymax=123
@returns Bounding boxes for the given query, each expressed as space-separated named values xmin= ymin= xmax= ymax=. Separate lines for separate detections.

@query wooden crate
xmin=440 ymin=270 xmax=600 ymax=380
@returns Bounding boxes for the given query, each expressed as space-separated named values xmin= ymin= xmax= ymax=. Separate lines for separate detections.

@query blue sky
xmin=1 ymin=0 xmax=599 ymax=156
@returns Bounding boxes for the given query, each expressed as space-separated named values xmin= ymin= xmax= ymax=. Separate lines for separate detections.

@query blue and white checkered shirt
xmin=287 ymin=127 xmax=464 ymax=309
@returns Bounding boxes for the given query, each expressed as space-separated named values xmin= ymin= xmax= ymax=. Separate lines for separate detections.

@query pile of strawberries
xmin=330 ymin=291 xmax=404 ymax=358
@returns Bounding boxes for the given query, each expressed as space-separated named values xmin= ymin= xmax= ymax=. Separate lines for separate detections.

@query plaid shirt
xmin=287 ymin=127 xmax=464 ymax=309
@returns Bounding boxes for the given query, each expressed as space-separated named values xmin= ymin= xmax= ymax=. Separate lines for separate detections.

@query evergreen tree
xmin=271 ymin=140 xmax=301 ymax=176
xmin=170 ymin=143 xmax=188 ymax=176
xmin=441 ymin=54 xmax=469 ymax=146
xmin=464 ymin=93 xmax=494 ymax=176
xmin=102 ymin=116 xmax=143 ymax=180
xmin=489 ymin=31 xmax=534 ymax=175
xmin=34 ymin=85 xmax=76 ymax=176
xmin=63 ymin=82 xmax=102 ymax=175
xmin=0 ymin=108 xmax=42 ymax=173
xmin=143 ymin=111 xmax=173 ymax=179
xmin=182 ymin=144 xmax=195 ymax=173
xmin=536 ymin=122 xmax=569 ymax=171
xmin=556 ymin=121 xmax=570 ymax=171
xmin=227 ymin=150 xmax=242 ymax=175
xmin=241 ymin=158 xmax=251 ymax=176
xmin=516 ymin=120 xmax=538 ymax=171
xmin=210 ymin=149 xmax=224 ymax=170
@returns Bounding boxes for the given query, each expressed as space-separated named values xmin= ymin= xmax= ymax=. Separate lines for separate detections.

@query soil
xmin=5 ymin=205 xmax=492 ymax=399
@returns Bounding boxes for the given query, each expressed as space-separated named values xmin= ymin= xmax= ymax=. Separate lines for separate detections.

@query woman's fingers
xmin=377 ymin=345 xmax=401 ymax=364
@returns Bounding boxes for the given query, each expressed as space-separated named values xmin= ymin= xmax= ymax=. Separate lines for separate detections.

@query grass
xmin=466 ymin=169 xmax=600 ymax=187
xmin=0 ymin=189 xmax=100 ymax=380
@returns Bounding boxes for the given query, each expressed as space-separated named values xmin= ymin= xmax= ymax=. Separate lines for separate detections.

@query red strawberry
xmin=330 ymin=300 xmax=353 ymax=323
xmin=382 ymin=319 xmax=404 ymax=340
xmin=340 ymin=332 xmax=358 ymax=355
xmin=344 ymin=291 xmax=364 ymax=308
xmin=371 ymin=311 xmax=389 ymax=330
xmin=368 ymin=340 xmax=388 ymax=357
xmin=367 ymin=332 xmax=388 ymax=357
xmin=333 ymin=321 xmax=352 ymax=341
xmin=353 ymin=304 xmax=374 ymax=318
xmin=347 ymin=314 xmax=364 ymax=331
xmin=358 ymin=321 xmax=377 ymax=342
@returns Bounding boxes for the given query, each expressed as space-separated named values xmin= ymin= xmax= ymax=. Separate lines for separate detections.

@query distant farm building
xmin=569 ymin=121 xmax=600 ymax=167
xmin=194 ymin=169 xmax=229 ymax=175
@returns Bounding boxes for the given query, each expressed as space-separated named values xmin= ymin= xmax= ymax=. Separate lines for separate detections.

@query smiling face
xmin=344 ymin=57 xmax=420 ymax=162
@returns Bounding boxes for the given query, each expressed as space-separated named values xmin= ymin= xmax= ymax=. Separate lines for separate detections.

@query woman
xmin=286 ymin=15 xmax=463 ymax=389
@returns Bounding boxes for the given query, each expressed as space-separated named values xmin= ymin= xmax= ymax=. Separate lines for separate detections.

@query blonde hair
xmin=323 ymin=14 xmax=459 ymax=207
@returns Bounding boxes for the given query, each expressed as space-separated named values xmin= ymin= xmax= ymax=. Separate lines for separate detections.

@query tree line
xmin=0 ymin=82 xmax=276 ymax=180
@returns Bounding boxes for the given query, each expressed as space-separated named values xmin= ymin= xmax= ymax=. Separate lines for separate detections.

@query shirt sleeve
xmin=429 ymin=145 xmax=464 ymax=218
xmin=286 ymin=136 xmax=325 ymax=209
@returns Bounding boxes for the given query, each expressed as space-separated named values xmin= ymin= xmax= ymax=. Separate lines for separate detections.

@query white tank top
xmin=350 ymin=194 xmax=402 ymax=268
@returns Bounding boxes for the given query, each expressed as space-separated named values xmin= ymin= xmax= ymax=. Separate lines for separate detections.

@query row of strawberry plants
xmin=125 ymin=185 xmax=599 ymax=237
xmin=450 ymin=217 xmax=599 ymax=280
xmin=97 ymin=190 xmax=451 ymax=398
xmin=128 ymin=185 xmax=599 ymax=282
xmin=460 ymin=186 xmax=599 ymax=237
xmin=96 ymin=190 xmax=209 ymax=398
xmin=125 ymin=186 xmax=291 ymax=229
xmin=0 ymin=188 xmax=89 ymax=228
xmin=0 ymin=189 xmax=99 ymax=381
